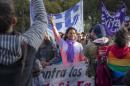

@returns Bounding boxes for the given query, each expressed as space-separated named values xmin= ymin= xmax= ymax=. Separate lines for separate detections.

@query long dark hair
xmin=64 ymin=27 xmax=77 ymax=40
xmin=0 ymin=0 xmax=15 ymax=33
xmin=114 ymin=29 xmax=128 ymax=48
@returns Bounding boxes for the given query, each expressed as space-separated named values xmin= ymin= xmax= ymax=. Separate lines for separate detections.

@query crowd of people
xmin=32 ymin=17 xmax=130 ymax=86
xmin=0 ymin=0 xmax=130 ymax=86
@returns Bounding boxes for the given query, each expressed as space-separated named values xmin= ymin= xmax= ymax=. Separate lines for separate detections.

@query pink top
xmin=52 ymin=26 xmax=86 ymax=65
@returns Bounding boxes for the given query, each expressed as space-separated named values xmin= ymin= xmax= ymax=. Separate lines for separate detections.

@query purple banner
xmin=101 ymin=1 xmax=126 ymax=36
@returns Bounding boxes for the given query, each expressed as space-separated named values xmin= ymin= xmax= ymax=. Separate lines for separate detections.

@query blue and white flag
xmin=101 ymin=1 xmax=126 ymax=36
xmin=48 ymin=0 xmax=84 ymax=33
xmin=30 ymin=0 xmax=84 ymax=36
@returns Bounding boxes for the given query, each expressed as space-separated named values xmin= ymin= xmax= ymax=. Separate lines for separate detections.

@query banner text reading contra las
xmin=42 ymin=61 xmax=94 ymax=86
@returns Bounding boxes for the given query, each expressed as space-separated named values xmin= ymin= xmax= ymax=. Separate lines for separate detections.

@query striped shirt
xmin=0 ymin=0 xmax=47 ymax=65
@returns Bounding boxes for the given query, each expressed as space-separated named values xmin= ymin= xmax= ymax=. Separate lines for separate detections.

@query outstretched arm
xmin=50 ymin=16 xmax=61 ymax=43
xmin=21 ymin=0 xmax=48 ymax=50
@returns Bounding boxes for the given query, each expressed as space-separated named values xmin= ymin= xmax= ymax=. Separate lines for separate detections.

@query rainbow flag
xmin=108 ymin=50 xmax=130 ymax=77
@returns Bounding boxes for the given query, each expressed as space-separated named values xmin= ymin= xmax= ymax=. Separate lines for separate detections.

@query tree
xmin=44 ymin=0 xmax=62 ymax=13
xmin=14 ymin=0 xmax=130 ymax=32
xmin=44 ymin=0 xmax=79 ymax=13
xmin=14 ymin=0 xmax=30 ymax=32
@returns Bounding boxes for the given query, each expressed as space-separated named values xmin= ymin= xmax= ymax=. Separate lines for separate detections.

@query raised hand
xmin=49 ymin=15 xmax=55 ymax=26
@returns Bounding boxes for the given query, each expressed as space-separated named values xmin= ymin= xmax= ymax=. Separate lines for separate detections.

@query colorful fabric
xmin=66 ymin=39 xmax=75 ymax=62
xmin=109 ymin=45 xmax=130 ymax=59
xmin=108 ymin=63 xmax=130 ymax=73
xmin=101 ymin=0 xmax=126 ymax=36
xmin=107 ymin=44 xmax=130 ymax=77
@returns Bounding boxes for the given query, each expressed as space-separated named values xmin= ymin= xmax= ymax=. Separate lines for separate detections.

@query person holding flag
xmin=49 ymin=16 xmax=86 ymax=65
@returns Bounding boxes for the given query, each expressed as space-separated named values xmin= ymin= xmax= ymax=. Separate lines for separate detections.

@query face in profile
xmin=67 ymin=29 xmax=77 ymax=41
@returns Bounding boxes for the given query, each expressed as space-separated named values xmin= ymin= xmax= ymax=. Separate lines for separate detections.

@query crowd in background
xmin=0 ymin=0 xmax=130 ymax=86
xmin=32 ymin=15 xmax=130 ymax=86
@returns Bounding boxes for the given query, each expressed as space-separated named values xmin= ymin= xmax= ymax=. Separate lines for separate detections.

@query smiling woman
xmin=49 ymin=16 xmax=86 ymax=65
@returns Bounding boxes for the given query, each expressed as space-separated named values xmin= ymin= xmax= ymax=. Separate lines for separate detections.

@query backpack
xmin=0 ymin=31 xmax=28 ymax=86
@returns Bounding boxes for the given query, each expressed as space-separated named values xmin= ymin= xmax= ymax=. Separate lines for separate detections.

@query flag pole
xmin=81 ymin=0 xmax=84 ymax=32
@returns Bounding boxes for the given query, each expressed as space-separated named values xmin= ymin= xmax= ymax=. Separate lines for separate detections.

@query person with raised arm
xmin=50 ymin=17 xmax=86 ymax=65
xmin=0 ymin=0 xmax=47 ymax=86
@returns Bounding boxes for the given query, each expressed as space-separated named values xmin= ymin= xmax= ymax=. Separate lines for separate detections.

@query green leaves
xmin=44 ymin=0 xmax=79 ymax=14
xmin=13 ymin=0 xmax=130 ymax=32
